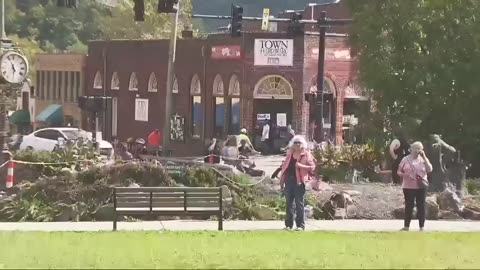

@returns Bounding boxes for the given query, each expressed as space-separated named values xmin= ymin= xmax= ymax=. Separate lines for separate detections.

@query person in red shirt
xmin=147 ymin=129 xmax=162 ymax=156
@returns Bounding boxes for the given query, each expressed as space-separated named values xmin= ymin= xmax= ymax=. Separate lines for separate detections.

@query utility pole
xmin=315 ymin=11 xmax=327 ymax=143
xmin=313 ymin=11 xmax=351 ymax=143
xmin=0 ymin=0 xmax=8 ymax=166
xmin=162 ymin=0 xmax=180 ymax=156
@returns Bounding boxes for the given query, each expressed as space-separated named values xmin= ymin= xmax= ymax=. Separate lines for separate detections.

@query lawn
xmin=0 ymin=231 xmax=479 ymax=269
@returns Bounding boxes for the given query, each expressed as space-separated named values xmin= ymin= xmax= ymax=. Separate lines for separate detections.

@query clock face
xmin=0 ymin=51 xmax=29 ymax=84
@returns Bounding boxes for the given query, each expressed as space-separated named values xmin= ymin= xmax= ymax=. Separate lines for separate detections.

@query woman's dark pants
xmin=285 ymin=176 xmax=306 ymax=229
xmin=403 ymin=188 xmax=426 ymax=228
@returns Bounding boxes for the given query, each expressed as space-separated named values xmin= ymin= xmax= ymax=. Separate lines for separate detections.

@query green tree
xmin=98 ymin=0 xmax=192 ymax=40
xmin=347 ymin=0 xmax=480 ymax=175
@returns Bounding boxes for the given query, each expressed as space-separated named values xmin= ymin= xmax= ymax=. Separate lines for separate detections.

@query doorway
xmin=253 ymin=99 xmax=293 ymax=152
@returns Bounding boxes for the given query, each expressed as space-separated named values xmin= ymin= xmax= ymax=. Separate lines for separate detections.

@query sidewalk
xmin=1 ymin=220 xmax=480 ymax=232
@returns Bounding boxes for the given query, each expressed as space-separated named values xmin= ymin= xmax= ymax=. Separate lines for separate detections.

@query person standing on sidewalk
xmin=279 ymin=135 xmax=316 ymax=231
xmin=397 ymin=141 xmax=433 ymax=231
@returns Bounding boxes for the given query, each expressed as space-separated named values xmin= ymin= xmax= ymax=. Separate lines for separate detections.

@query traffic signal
xmin=231 ymin=5 xmax=243 ymax=37
xmin=288 ymin=12 xmax=303 ymax=35
xmin=57 ymin=0 xmax=77 ymax=8
xmin=133 ymin=0 xmax=145 ymax=22
xmin=158 ymin=0 xmax=178 ymax=13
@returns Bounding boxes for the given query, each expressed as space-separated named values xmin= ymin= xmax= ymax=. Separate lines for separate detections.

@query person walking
xmin=279 ymin=135 xmax=316 ymax=231
xmin=397 ymin=141 xmax=433 ymax=231
xmin=261 ymin=121 xmax=270 ymax=154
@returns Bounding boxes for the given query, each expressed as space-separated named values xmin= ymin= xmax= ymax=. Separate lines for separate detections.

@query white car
xmin=19 ymin=128 xmax=114 ymax=156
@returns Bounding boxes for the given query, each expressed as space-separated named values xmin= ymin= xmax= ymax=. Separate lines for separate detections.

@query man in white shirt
xmin=261 ymin=122 xmax=270 ymax=154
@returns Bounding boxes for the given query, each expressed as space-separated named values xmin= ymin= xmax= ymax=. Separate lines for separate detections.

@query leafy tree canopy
xmin=347 ymin=0 xmax=480 ymax=175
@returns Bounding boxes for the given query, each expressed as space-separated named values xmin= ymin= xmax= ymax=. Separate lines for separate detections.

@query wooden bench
xmin=113 ymin=187 xmax=225 ymax=231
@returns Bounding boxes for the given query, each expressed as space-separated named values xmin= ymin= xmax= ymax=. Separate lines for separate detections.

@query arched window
xmin=129 ymin=72 xmax=138 ymax=91
xmin=309 ymin=75 xmax=336 ymax=95
xmin=190 ymin=74 xmax=203 ymax=138
xmin=111 ymin=72 xmax=119 ymax=90
xmin=93 ymin=71 xmax=102 ymax=89
xmin=148 ymin=73 xmax=157 ymax=92
xmin=309 ymin=75 xmax=337 ymax=126
xmin=254 ymin=75 xmax=293 ymax=99
xmin=228 ymin=74 xmax=241 ymax=96
xmin=172 ymin=76 xmax=179 ymax=94
xmin=212 ymin=74 xmax=224 ymax=96
xmin=190 ymin=74 xmax=201 ymax=95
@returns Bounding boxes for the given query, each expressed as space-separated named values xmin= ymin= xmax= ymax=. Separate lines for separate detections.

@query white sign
xmin=135 ymin=98 xmax=149 ymax=122
xmin=261 ymin=8 xmax=270 ymax=31
xmin=277 ymin=113 xmax=287 ymax=127
xmin=254 ymin=39 xmax=294 ymax=66
xmin=257 ymin=113 xmax=271 ymax=121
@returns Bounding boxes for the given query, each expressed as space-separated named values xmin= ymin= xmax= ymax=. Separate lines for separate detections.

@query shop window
xmin=230 ymin=97 xmax=241 ymax=134
xmin=214 ymin=97 xmax=225 ymax=136
xmin=192 ymin=96 xmax=203 ymax=138
xmin=190 ymin=74 xmax=203 ymax=138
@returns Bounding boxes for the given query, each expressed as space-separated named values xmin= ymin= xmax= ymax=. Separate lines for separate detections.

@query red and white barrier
xmin=6 ymin=159 xmax=14 ymax=188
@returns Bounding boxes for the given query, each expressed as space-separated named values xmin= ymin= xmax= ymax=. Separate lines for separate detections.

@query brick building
xmin=84 ymin=1 xmax=365 ymax=156
xmin=35 ymin=54 xmax=86 ymax=129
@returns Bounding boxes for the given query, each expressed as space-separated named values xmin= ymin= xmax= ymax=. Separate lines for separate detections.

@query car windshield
xmin=62 ymin=129 xmax=90 ymax=140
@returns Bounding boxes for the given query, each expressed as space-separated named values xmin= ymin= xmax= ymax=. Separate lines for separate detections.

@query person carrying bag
xmin=398 ymin=141 xmax=433 ymax=231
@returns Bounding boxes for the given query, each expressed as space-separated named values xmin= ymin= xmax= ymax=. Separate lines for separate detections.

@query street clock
xmin=0 ymin=50 xmax=29 ymax=84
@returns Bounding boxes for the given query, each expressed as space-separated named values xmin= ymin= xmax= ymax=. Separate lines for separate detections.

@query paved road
xmin=1 ymin=220 xmax=479 ymax=232
xmin=250 ymin=154 xmax=284 ymax=177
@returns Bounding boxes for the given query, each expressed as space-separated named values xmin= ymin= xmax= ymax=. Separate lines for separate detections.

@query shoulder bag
xmin=406 ymin=156 xmax=429 ymax=189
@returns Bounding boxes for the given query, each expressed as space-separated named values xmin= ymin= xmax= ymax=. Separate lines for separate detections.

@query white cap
xmin=240 ymin=128 xmax=247 ymax=133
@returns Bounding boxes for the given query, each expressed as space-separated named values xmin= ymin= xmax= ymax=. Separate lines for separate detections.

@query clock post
xmin=0 ymin=0 xmax=29 ymax=173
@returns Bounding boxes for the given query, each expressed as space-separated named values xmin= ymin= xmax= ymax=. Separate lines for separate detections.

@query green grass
xmin=1 ymin=231 xmax=479 ymax=269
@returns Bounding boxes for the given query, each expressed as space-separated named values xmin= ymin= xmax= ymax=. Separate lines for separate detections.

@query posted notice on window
xmin=254 ymin=39 xmax=294 ymax=66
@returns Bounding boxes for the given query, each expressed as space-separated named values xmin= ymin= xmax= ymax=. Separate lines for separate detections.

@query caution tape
xmin=209 ymin=166 xmax=269 ymax=187
xmin=0 ymin=160 xmax=9 ymax=169
xmin=190 ymin=153 xmax=287 ymax=163
xmin=0 ymin=159 xmax=95 ymax=167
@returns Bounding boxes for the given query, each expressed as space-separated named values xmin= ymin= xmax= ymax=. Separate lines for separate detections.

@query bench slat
xmin=116 ymin=197 xmax=221 ymax=203
xmin=116 ymin=208 xmax=220 ymax=215
xmin=115 ymin=187 xmax=220 ymax=193
xmin=116 ymin=201 xmax=220 ymax=208
xmin=115 ymin=192 xmax=220 ymax=198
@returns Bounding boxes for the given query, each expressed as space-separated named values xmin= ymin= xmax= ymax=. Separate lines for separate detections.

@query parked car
xmin=19 ymin=128 xmax=114 ymax=156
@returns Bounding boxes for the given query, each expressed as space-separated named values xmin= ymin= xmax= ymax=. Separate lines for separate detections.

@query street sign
xmin=261 ymin=8 xmax=270 ymax=31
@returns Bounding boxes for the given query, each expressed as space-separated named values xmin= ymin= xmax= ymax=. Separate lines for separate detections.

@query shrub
xmin=466 ymin=179 xmax=480 ymax=195
xmin=312 ymin=143 xmax=384 ymax=182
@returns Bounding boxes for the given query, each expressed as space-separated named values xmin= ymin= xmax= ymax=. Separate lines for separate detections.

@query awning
xmin=9 ymin=109 xmax=30 ymax=125
xmin=36 ymin=104 xmax=64 ymax=125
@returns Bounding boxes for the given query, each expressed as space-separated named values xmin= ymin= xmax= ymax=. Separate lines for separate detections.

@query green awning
xmin=9 ymin=109 xmax=30 ymax=125
xmin=35 ymin=104 xmax=64 ymax=125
